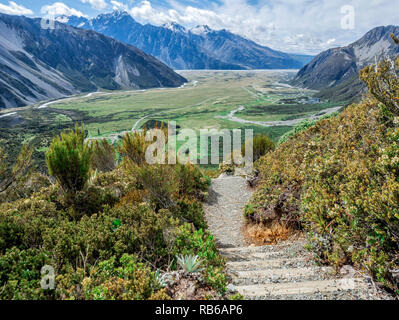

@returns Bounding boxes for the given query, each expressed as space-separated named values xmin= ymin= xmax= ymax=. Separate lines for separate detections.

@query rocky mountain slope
xmin=292 ymin=25 xmax=399 ymax=101
xmin=0 ymin=13 xmax=186 ymax=109
xmin=65 ymin=11 xmax=313 ymax=70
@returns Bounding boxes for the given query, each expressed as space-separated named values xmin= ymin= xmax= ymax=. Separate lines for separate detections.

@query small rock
xmin=227 ymin=284 xmax=236 ymax=293
xmin=340 ymin=265 xmax=356 ymax=278
xmin=390 ymin=269 xmax=399 ymax=287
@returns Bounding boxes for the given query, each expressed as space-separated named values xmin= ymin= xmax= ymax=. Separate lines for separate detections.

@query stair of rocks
xmin=204 ymin=174 xmax=389 ymax=300
xmin=220 ymin=240 xmax=379 ymax=300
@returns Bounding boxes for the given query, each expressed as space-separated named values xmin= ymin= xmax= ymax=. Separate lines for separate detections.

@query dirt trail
xmin=203 ymin=174 xmax=253 ymax=248
xmin=203 ymin=174 xmax=392 ymax=300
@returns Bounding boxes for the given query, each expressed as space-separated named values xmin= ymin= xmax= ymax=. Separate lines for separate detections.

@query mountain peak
xmin=292 ymin=24 xmax=399 ymax=101
xmin=65 ymin=13 xmax=310 ymax=70
xmin=162 ymin=21 xmax=186 ymax=33
xmin=0 ymin=13 xmax=186 ymax=109
xmin=57 ymin=15 xmax=88 ymax=27
xmin=95 ymin=10 xmax=135 ymax=22
xmin=190 ymin=25 xmax=212 ymax=35
xmin=110 ymin=10 xmax=131 ymax=19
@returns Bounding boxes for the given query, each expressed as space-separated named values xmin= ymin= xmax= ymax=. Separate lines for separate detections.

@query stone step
xmin=230 ymin=267 xmax=334 ymax=285
xmin=222 ymin=250 xmax=306 ymax=262
xmin=220 ymin=244 xmax=304 ymax=254
xmin=227 ymin=258 xmax=311 ymax=270
xmin=236 ymin=278 xmax=369 ymax=298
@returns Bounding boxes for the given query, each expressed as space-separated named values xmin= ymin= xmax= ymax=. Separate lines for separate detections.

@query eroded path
xmin=203 ymin=174 xmax=392 ymax=300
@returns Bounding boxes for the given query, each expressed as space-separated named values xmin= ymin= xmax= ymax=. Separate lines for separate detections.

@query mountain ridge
xmin=0 ymin=13 xmax=186 ymax=109
xmin=292 ymin=25 xmax=399 ymax=101
xmin=64 ymin=11 xmax=313 ymax=70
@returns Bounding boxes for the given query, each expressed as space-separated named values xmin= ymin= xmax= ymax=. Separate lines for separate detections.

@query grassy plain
xmin=0 ymin=70 xmax=344 ymax=170
xmin=47 ymin=70 xmax=332 ymax=136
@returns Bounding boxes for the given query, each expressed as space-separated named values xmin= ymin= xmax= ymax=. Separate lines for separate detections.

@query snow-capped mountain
xmin=0 ymin=13 xmax=186 ymax=109
xmin=190 ymin=25 xmax=212 ymax=36
xmin=65 ymin=11 xmax=313 ymax=70
xmin=292 ymin=25 xmax=399 ymax=100
xmin=163 ymin=22 xmax=187 ymax=33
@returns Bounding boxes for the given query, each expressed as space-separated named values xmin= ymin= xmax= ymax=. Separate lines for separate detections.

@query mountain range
xmin=0 ymin=13 xmax=186 ymax=109
xmin=64 ymin=10 xmax=313 ymax=70
xmin=292 ymin=25 xmax=399 ymax=101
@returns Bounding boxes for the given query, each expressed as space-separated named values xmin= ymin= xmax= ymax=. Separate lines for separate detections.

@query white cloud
xmin=80 ymin=0 xmax=108 ymax=10
xmin=327 ymin=38 xmax=337 ymax=45
xmin=122 ymin=0 xmax=399 ymax=54
xmin=0 ymin=1 xmax=33 ymax=15
xmin=111 ymin=1 xmax=126 ymax=11
xmin=129 ymin=1 xmax=172 ymax=25
xmin=41 ymin=2 xmax=87 ymax=17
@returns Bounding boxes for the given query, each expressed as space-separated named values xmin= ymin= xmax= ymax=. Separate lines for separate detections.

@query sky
xmin=0 ymin=0 xmax=398 ymax=55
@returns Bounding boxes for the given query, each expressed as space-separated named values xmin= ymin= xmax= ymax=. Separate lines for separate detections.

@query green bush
xmin=130 ymin=164 xmax=179 ymax=211
xmin=175 ymin=163 xmax=210 ymax=200
xmin=0 ymin=144 xmax=33 ymax=198
xmin=90 ymin=139 xmax=116 ymax=173
xmin=242 ymin=134 xmax=275 ymax=162
xmin=105 ymin=203 xmax=178 ymax=266
xmin=249 ymin=98 xmax=399 ymax=292
xmin=174 ymin=199 xmax=208 ymax=230
xmin=125 ymin=162 xmax=210 ymax=211
xmin=80 ymin=254 xmax=165 ymax=300
xmin=118 ymin=130 xmax=153 ymax=166
xmin=277 ymin=112 xmax=338 ymax=146
xmin=0 ymin=121 xmax=222 ymax=300
xmin=247 ymin=38 xmax=399 ymax=292
xmin=173 ymin=223 xmax=227 ymax=293
xmin=0 ymin=193 xmax=180 ymax=299
xmin=70 ymin=186 xmax=118 ymax=218
xmin=46 ymin=124 xmax=91 ymax=194
xmin=0 ymin=247 xmax=53 ymax=300
xmin=360 ymin=35 xmax=399 ymax=116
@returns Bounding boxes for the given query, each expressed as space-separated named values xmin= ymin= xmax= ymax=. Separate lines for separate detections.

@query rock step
xmin=220 ymin=243 xmax=300 ymax=253
xmin=220 ymin=243 xmax=307 ymax=255
xmin=230 ymin=267 xmax=334 ymax=285
xmin=236 ymin=278 xmax=368 ymax=298
xmin=223 ymin=251 xmax=314 ymax=265
xmin=227 ymin=258 xmax=309 ymax=270
xmin=222 ymin=251 xmax=305 ymax=262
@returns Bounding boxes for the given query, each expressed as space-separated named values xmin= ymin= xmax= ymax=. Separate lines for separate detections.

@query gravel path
xmin=203 ymin=174 xmax=253 ymax=248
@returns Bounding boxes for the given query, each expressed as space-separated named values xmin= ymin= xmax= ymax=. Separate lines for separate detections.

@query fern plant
xmin=176 ymin=254 xmax=203 ymax=273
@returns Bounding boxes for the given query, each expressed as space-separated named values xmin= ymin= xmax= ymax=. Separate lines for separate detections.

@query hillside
xmin=245 ymin=53 xmax=399 ymax=294
xmin=65 ymin=11 xmax=313 ymax=70
xmin=292 ymin=25 xmax=399 ymax=101
xmin=0 ymin=13 xmax=186 ymax=109
xmin=0 ymin=126 xmax=232 ymax=300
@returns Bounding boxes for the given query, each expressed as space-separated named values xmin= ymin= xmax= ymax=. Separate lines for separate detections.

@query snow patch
xmin=190 ymin=25 xmax=212 ymax=36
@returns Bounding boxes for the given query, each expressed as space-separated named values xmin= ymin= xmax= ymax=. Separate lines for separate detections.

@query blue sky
xmin=0 ymin=0 xmax=398 ymax=54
